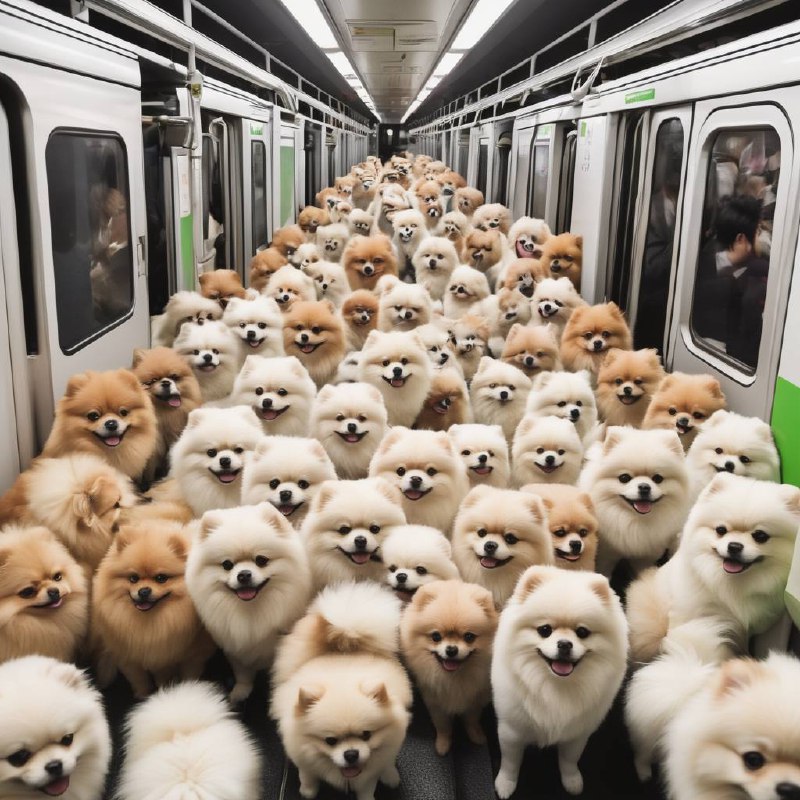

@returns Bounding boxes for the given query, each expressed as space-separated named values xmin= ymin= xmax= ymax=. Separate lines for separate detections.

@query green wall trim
xmin=771 ymin=376 xmax=800 ymax=488
xmin=180 ymin=213 xmax=194 ymax=291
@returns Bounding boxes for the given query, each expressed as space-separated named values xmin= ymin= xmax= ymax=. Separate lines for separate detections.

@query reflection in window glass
xmin=202 ymin=132 xmax=226 ymax=269
xmin=477 ymin=140 xmax=489 ymax=196
xmin=690 ymin=127 xmax=779 ymax=372
xmin=251 ymin=140 xmax=268 ymax=253
xmin=556 ymin=127 xmax=577 ymax=234
xmin=636 ymin=118 xmax=684 ymax=352
xmin=529 ymin=141 xmax=550 ymax=218
xmin=280 ymin=143 xmax=296 ymax=227
xmin=45 ymin=132 xmax=133 ymax=353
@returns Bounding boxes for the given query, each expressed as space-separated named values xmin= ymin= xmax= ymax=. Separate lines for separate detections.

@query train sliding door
xmin=240 ymin=116 xmax=271 ymax=273
xmin=279 ymin=123 xmax=298 ymax=227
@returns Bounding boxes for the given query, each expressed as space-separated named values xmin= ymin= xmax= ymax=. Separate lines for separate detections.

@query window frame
xmin=250 ymin=138 xmax=268 ymax=253
xmin=528 ymin=126 xmax=552 ymax=219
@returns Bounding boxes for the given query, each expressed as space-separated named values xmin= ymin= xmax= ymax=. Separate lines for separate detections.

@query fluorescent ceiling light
xmin=433 ymin=51 xmax=464 ymax=77
xmin=277 ymin=0 xmax=338 ymax=49
xmin=451 ymin=0 xmax=515 ymax=49
xmin=425 ymin=76 xmax=441 ymax=90
xmin=326 ymin=51 xmax=357 ymax=79
xmin=417 ymin=89 xmax=431 ymax=103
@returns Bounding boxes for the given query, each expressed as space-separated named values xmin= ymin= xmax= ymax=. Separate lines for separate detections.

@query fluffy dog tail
xmin=625 ymin=567 xmax=670 ymax=665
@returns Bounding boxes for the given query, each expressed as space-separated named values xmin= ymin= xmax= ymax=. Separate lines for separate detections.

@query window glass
xmin=457 ymin=133 xmax=469 ymax=176
xmin=45 ymin=131 xmax=133 ymax=353
xmin=495 ymin=133 xmax=511 ymax=206
xmin=529 ymin=137 xmax=550 ymax=218
xmin=477 ymin=139 xmax=489 ymax=196
xmin=251 ymin=140 xmax=268 ymax=252
xmin=635 ymin=118 xmax=684 ymax=352
xmin=202 ymin=131 xmax=226 ymax=268
xmin=690 ymin=127 xmax=780 ymax=372
xmin=556 ymin=126 xmax=577 ymax=233
xmin=280 ymin=141 xmax=296 ymax=227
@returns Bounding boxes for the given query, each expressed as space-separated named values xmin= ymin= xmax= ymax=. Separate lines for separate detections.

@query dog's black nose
xmin=363 ymin=264 xmax=374 ymax=275
xmin=484 ymin=540 xmax=498 ymax=554
xmin=161 ymin=379 xmax=172 ymax=388
xmin=557 ymin=639 xmax=573 ymax=653
xmin=570 ymin=540 xmax=582 ymax=554
xmin=524 ymin=356 xmax=535 ymax=367
xmin=545 ymin=454 xmax=555 ymax=466
xmin=44 ymin=760 xmax=63 ymax=777
xmin=344 ymin=749 xmax=359 ymax=765
xmin=393 ymin=365 xmax=403 ymax=377
xmin=592 ymin=340 xmax=604 ymax=351
xmin=569 ymin=408 xmax=580 ymax=421
xmin=354 ymin=535 xmax=367 ymax=550
xmin=638 ymin=483 xmax=651 ymax=498
xmin=279 ymin=490 xmax=292 ymax=502
xmin=445 ymin=645 xmax=458 ymax=658
xmin=300 ymin=332 xmax=309 ymax=343
xmin=48 ymin=588 xmax=60 ymax=600
xmin=237 ymin=570 xmax=252 ymax=585
xmin=396 ymin=572 xmax=407 ymax=584
xmin=403 ymin=311 xmax=412 ymax=320
xmin=429 ymin=259 xmax=437 ymax=269
xmin=347 ymin=422 xmax=357 ymax=433
xmin=724 ymin=461 xmax=735 ymax=472
xmin=623 ymin=386 xmax=632 ymax=396
xmin=550 ymin=263 xmax=561 ymax=273
xmin=499 ymin=390 xmax=509 ymax=401
xmin=440 ymin=352 xmax=449 ymax=363
xmin=105 ymin=418 xmax=118 ymax=431
xmin=410 ymin=475 xmax=422 ymax=488
xmin=776 ymin=782 xmax=800 ymax=800
xmin=728 ymin=541 xmax=744 ymax=555
xmin=219 ymin=456 xmax=232 ymax=469
xmin=203 ymin=352 xmax=213 ymax=362
xmin=478 ymin=453 xmax=488 ymax=464
xmin=543 ymin=303 xmax=553 ymax=313
xmin=678 ymin=416 xmax=690 ymax=427
xmin=138 ymin=586 xmax=152 ymax=599
xmin=262 ymin=397 xmax=273 ymax=408
xmin=457 ymin=286 xmax=466 ymax=294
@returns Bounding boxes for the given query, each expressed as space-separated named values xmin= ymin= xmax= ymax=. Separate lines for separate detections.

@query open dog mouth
xmin=470 ymin=465 xmax=493 ymax=475
xmin=556 ymin=549 xmax=582 ymax=562
xmin=535 ymin=462 xmax=561 ymax=474
xmin=336 ymin=430 xmax=367 ymax=443
xmin=246 ymin=336 xmax=266 ymax=349
xmin=131 ymin=592 xmax=171 ymax=612
xmin=477 ymin=554 xmax=512 ymax=569
xmin=538 ymin=649 xmax=580 ymax=677
xmin=40 ymin=776 xmax=71 ymax=796
xmin=156 ymin=391 xmax=183 ymax=408
xmin=341 ymin=765 xmax=363 ymax=779
xmin=538 ymin=305 xmax=557 ymax=318
xmin=676 ymin=421 xmax=694 ymax=436
xmin=34 ymin=594 xmax=64 ymax=609
xmin=403 ymin=487 xmax=431 ymax=501
xmin=393 ymin=586 xmax=417 ymax=602
xmin=433 ymin=650 xmax=473 ymax=672
xmin=719 ymin=553 xmax=762 ymax=574
xmin=198 ymin=362 xmax=217 ymax=372
xmin=259 ymin=405 xmax=289 ymax=421
xmin=623 ymin=496 xmax=661 ymax=514
xmin=383 ymin=374 xmax=409 ymax=388
xmin=296 ymin=340 xmax=322 ymax=354
xmin=338 ymin=546 xmax=380 ymax=566
xmin=93 ymin=427 xmax=127 ymax=448
xmin=209 ymin=467 xmax=241 ymax=484
xmin=271 ymin=500 xmax=302 ymax=517
xmin=230 ymin=578 xmax=269 ymax=601
xmin=515 ymin=241 xmax=537 ymax=258
xmin=617 ymin=393 xmax=641 ymax=405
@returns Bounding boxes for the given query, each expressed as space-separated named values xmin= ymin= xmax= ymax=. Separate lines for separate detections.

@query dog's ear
xmin=514 ymin=414 xmax=535 ymax=441
xmin=0 ymin=545 xmax=9 ymax=569
xmin=363 ymin=329 xmax=381 ymax=349
xmin=522 ymin=493 xmax=547 ymax=526
xmin=361 ymin=681 xmax=390 ymax=707
xmin=372 ymin=477 xmax=403 ymax=508
xmin=312 ymin=480 xmax=339 ymax=513
xmin=296 ymin=685 xmax=325 ymax=714
xmin=259 ymin=502 xmax=294 ymax=536
xmin=199 ymin=510 xmax=225 ymax=540
xmin=372 ymin=427 xmax=404 ymax=460
xmin=578 ymin=492 xmax=595 ymax=515
xmin=167 ymin=532 xmax=188 ymax=561
xmin=657 ymin=374 xmax=675 ymax=392
xmin=186 ymin=408 xmax=208 ymax=429
xmin=588 ymin=575 xmax=613 ymax=605
xmin=655 ymin=429 xmax=684 ymax=459
xmin=131 ymin=348 xmax=147 ymax=368
xmin=73 ymin=489 xmax=96 ymax=527
xmin=287 ymin=356 xmax=311 ymax=380
xmin=702 ymin=471 xmax=735 ymax=499
xmin=239 ymin=355 xmax=260 ymax=378
xmin=702 ymin=375 xmax=725 ymax=401
xmin=466 ymin=583 xmax=498 ymax=622
xmin=573 ymin=234 xmax=583 ymax=250
xmin=476 ymin=355 xmax=493 ymax=375
xmin=511 ymin=565 xmax=555 ymax=603
xmin=411 ymin=583 xmax=439 ymax=611
xmin=506 ymin=322 xmax=523 ymax=342
xmin=114 ymin=526 xmax=135 ymax=552
xmin=600 ymin=348 xmax=621 ymax=369
xmin=64 ymin=371 xmax=92 ymax=398
xmin=780 ymin=484 xmax=800 ymax=517
xmin=714 ymin=658 xmax=762 ymax=700
xmin=46 ymin=660 xmax=93 ymax=692
xmin=315 ymin=384 xmax=336 ymax=403
xmin=460 ymin=484 xmax=492 ymax=510
xmin=602 ymin=426 xmax=626 ymax=455
xmin=606 ymin=301 xmax=624 ymax=319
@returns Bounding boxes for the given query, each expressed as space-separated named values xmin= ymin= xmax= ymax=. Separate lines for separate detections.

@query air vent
xmin=347 ymin=20 xmax=437 ymax=53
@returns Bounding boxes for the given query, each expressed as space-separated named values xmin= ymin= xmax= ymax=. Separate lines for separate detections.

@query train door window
xmin=304 ymin=129 xmax=318 ymax=207
xmin=556 ymin=125 xmax=577 ymax=233
xmin=280 ymin=132 xmax=296 ymax=227
xmin=529 ymin=129 xmax=550 ymax=219
xmin=45 ymin=131 xmax=132 ymax=353
xmin=495 ymin=130 xmax=512 ymax=206
xmin=202 ymin=128 xmax=226 ymax=269
xmin=251 ymin=140 xmax=268 ymax=251
xmin=457 ymin=131 xmax=469 ymax=177
xmin=634 ymin=118 xmax=684 ymax=352
xmin=476 ymin=138 xmax=489 ymax=196
xmin=689 ymin=127 xmax=780 ymax=373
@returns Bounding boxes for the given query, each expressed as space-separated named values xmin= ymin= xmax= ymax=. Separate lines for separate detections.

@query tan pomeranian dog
xmin=560 ymin=302 xmax=633 ymax=381
xmin=450 ymin=314 xmax=490 ymax=382
xmin=401 ymin=580 xmax=498 ymax=755
xmin=377 ymin=280 xmax=433 ymax=332
xmin=595 ymin=348 xmax=665 ymax=428
xmin=539 ymin=232 xmax=583 ymax=289
xmin=501 ymin=323 xmax=561 ymax=380
xmin=469 ymin=358 xmax=532 ymax=444
xmin=0 ymin=525 xmax=88 ymax=664
xmin=265 ymin=264 xmax=316 ymax=311
xmin=443 ymin=265 xmax=491 ymax=320
xmin=198 ymin=269 xmax=246 ymax=309
xmin=502 ymin=258 xmax=540 ymax=299
xmin=341 ymin=289 xmax=379 ymax=351
xmin=435 ymin=169 xmax=467 ymax=198
xmin=413 ymin=368 xmax=472 ymax=431
xmin=152 ymin=290 xmax=222 ymax=347
xmin=271 ymin=224 xmax=306 ymax=260
xmin=529 ymin=276 xmax=587 ymax=338
xmin=298 ymin=205 xmax=331 ymax=241
xmin=342 ymin=233 xmax=399 ymax=291
xmin=441 ymin=210 xmax=470 ymax=255
xmin=91 ymin=522 xmax=214 ymax=699
xmin=462 ymin=229 xmax=509 ymax=288
xmin=521 ymin=483 xmax=599 ymax=571
xmin=454 ymin=187 xmax=484 ymax=221
xmin=316 ymin=223 xmax=350 ymax=263
xmin=271 ymin=582 xmax=411 ymax=800
xmin=448 ymin=423 xmax=510 ymax=489
xmin=507 ymin=216 xmax=551 ymax=260
xmin=42 ymin=368 xmax=157 ymax=483
xmin=643 ymin=372 xmax=727 ymax=451
xmin=414 ymin=180 xmax=446 ymax=232
xmin=477 ymin=287 xmax=532 ymax=353
xmin=282 ymin=299 xmax=346 ymax=388
xmin=249 ymin=247 xmax=288 ymax=292
xmin=452 ymin=485 xmax=554 ymax=608
xmin=132 ymin=346 xmax=202 ymax=484
xmin=511 ymin=414 xmax=585 ymax=488
xmin=472 ymin=203 xmax=512 ymax=236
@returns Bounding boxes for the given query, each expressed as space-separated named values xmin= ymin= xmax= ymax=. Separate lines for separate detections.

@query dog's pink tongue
xmin=480 ymin=557 xmax=498 ymax=569
xmin=103 ymin=435 xmax=121 ymax=447
xmin=550 ymin=660 xmax=574 ymax=677
xmin=632 ymin=500 xmax=653 ymax=514
xmin=723 ymin=558 xmax=746 ymax=574
xmin=473 ymin=466 xmax=492 ymax=475
xmin=341 ymin=766 xmax=362 ymax=779
xmin=260 ymin=409 xmax=279 ymax=420
xmin=350 ymin=552 xmax=371 ymax=565
xmin=236 ymin=588 xmax=258 ymax=601
xmin=42 ymin=777 xmax=70 ymax=796
xmin=135 ymin=601 xmax=154 ymax=611
xmin=168 ymin=396 xmax=182 ymax=407
xmin=248 ymin=339 xmax=261 ymax=348
xmin=344 ymin=434 xmax=361 ymax=443
xmin=404 ymin=489 xmax=425 ymax=501
xmin=218 ymin=472 xmax=238 ymax=484
xmin=516 ymin=241 xmax=534 ymax=258
xmin=441 ymin=659 xmax=461 ymax=672
xmin=390 ymin=378 xmax=405 ymax=387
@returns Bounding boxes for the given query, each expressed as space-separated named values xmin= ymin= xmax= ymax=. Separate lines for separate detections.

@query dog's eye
xmin=583 ymin=333 xmax=593 ymax=341
xmin=557 ymin=401 xmax=567 ymax=408
xmin=488 ymin=383 xmax=497 ymax=389
xmin=87 ymin=411 xmax=101 ymax=422
xmin=742 ymin=751 xmax=766 ymax=771
xmin=536 ymin=447 xmax=545 ymax=455
xmin=618 ymin=474 xmax=632 ymax=484
xmin=275 ymin=388 xmax=288 ymax=397
xmin=692 ymin=412 xmax=705 ymax=420
xmin=311 ymin=326 xmax=321 ymax=335
xmin=554 ymin=528 xmax=567 ymax=538
xmin=269 ymin=479 xmax=280 ymax=490
xmin=415 ymin=566 xmax=427 ymax=576
xmin=400 ymin=358 xmax=408 ymax=365
xmin=614 ymin=378 xmax=623 ymax=386
xmin=382 ymin=359 xmax=390 ymax=367
xmin=579 ymin=528 xmax=590 ymax=538
xmin=255 ymin=388 xmax=264 ymax=396
xmin=396 ymin=467 xmax=406 ymax=476
xmin=207 ymin=449 xmax=217 ymax=458
xmin=715 ymin=525 xmax=727 ymax=536
xmin=652 ymin=474 xmax=663 ymax=484
xmin=212 ymin=349 xmax=219 ymax=355
xmin=557 ymin=449 xmax=565 ymax=456
xmin=740 ymin=455 xmax=751 ymax=464
xmin=361 ymin=731 xmax=372 ymax=741
xmin=325 ymin=737 xmax=338 ymax=747
xmin=601 ymin=331 xmax=610 ymax=339
xmin=576 ymin=626 xmax=591 ymax=639
xmin=129 ymin=574 xmax=140 ymax=584
xmin=233 ymin=447 xmax=244 ymax=455
xmin=357 ymin=414 xmax=367 ymax=423
xmin=60 ymin=734 xmax=74 ymax=747
xmin=461 ymin=450 xmax=471 ymax=456
xmin=7 ymin=748 xmax=31 ymax=767
xmin=504 ymin=533 xmax=518 ymax=545
xmin=239 ymin=322 xmax=246 ymax=328
xmin=53 ymin=572 xmax=62 ymax=582
xmin=714 ymin=447 xmax=724 ymax=454
xmin=426 ymin=467 xmax=437 ymax=477
xmin=388 ymin=564 xmax=397 ymax=572
xmin=154 ymin=574 xmax=168 ymax=584
xmin=634 ymin=378 xmax=643 ymax=386
xmin=298 ymin=480 xmax=310 ymax=490
xmin=119 ymin=408 xmax=128 ymax=417
xmin=668 ymin=407 xmax=677 ymax=416
xmin=463 ymin=632 xmax=476 ymax=644
xmin=431 ymin=631 xmax=442 ymax=642
xmin=477 ymin=528 xmax=487 ymax=538
xmin=752 ymin=529 xmax=770 ymax=544
xmin=258 ymin=322 xmax=267 ymax=329
xmin=336 ymin=414 xmax=345 ymax=422
xmin=18 ymin=586 xmax=36 ymax=599
xmin=222 ymin=560 xmax=234 ymax=571
xmin=576 ymin=400 xmax=583 ymax=407
xmin=169 ymin=374 xmax=180 ymax=381
xmin=536 ymin=624 xmax=552 ymax=638
xmin=255 ymin=555 xmax=269 ymax=567
xmin=369 ymin=524 xmax=381 ymax=534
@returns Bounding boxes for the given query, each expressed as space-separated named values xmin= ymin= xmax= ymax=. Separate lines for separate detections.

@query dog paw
xmin=561 ymin=770 xmax=584 ymax=795
xmin=228 ymin=683 xmax=252 ymax=706
xmin=380 ymin=765 xmax=400 ymax=788
xmin=299 ymin=780 xmax=319 ymax=799
xmin=494 ymin=773 xmax=517 ymax=799
xmin=465 ymin=723 xmax=487 ymax=746
xmin=634 ymin=759 xmax=653 ymax=784
xmin=435 ymin=733 xmax=452 ymax=756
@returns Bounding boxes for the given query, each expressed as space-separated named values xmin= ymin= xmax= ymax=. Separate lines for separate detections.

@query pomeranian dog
xmin=311 ymin=382 xmax=388 ymax=479
xmin=507 ymin=216 xmax=551 ymax=260
xmin=301 ymin=478 xmax=406 ymax=592
xmin=173 ymin=319 xmax=240 ymax=402
xmin=316 ymin=223 xmax=349 ymax=263
xmin=521 ymin=483 xmax=599 ymax=571
xmin=476 ymin=287 xmax=532 ymax=353
xmin=369 ymin=427 xmax=469 ymax=533
xmin=371 ymin=182 xmax=411 ymax=237
xmin=392 ymin=209 xmax=427 ymax=265
xmin=377 ymin=281 xmax=433 ymax=332
xmin=492 ymin=566 xmax=628 ymax=798
xmin=502 ymin=258 xmax=540 ymax=298
xmin=91 ymin=522 xmax=214 ymax=699
xmin=358 ymin=329 xmax=433 ymax=427
xmin=472 ymin=203 xmax=512 ymax=235
xmin=341 ymin=289 xmax=379 ymax=351
xmin=414 ymin=179 xmax=446 ymax=232
xmin=643 ymin=372 xmax=727 ymax=451
xmin=298 ymin=205 xmax=330 ymax=241
xmin=501 ymin=323 xmax=561 ymax=379
xmin=415 ymin=323 xmax=458 ymax=371
xmin=116 ymin=682 xmax=260 ymax=800
xmin=265 ymin=264 xmax=316 ymax=311
xmin=198 ymin=269 xmax=246 ymax=309
xmin=452 ymin=486 xmax=554 ymax=607
xmin=595 ymin=347 xmax=665 ymax=428
xmin=441 ymin=210 xmax=469 ymax=254
xmin=42 ymin=368 xmax=157 ymax=483
xmin=0 ymin=525 xmax=88 ymax=664
xmin=382 ymin=525 xmax=460 ymax=602
xmin=435 ymin=169 xmax=466 ymax=198
xmin=222 ymin=293 xmax=285 ymax=361
xmin=167 ymin=405 xmax=263 ymax=516
xmin=443 ymin=265 xmax=491 ymax=319
xmin=0 ymin=655 xmax=110 ymax=800
xmin=152 ymin=290 xmax=221 ymax=347
xmin=469 ymin=357 xmax=531 ymax=443
xmin=685 ymin=409 xmax=780 ymax=500
xmin=579 ymin=426 xmax=690 ymax=575
xmin=560 ymin=302 xmax=633 ymax=380
xmin=525 ymin=370 xmax=599 ymax=442
xmin=272 ymin=224 xmax=306 ymax=260
xmin=271 ymin=582 xmax=412 ymax=800
xmin=450 ymin=314 xmax=490 ymax=381
xmin=249 ymin=246 xmax=289 ymax=292
xmin=539 ymin=232 xmax=583 ymax=289
xmin=454 ymin=186 xmax=484 ymax=220
xmin=305 ymin=259 xmax=350 ymax=308
xmin=413 ymin=368 xmax=471 ymax=431
xmin=342 ymin=233 xmax=398 ymax=291
xmin=448 ymin=423 xmax=510 ymax=489
xmin=186 ymin=503 xmax=312 ymax=702
xmin=226 ymin=354 xmax=316 ymax=437
xmin=282 ymin=299 xmax=346 ymax=388
xmin=295 ymin=241 xmax=322 ymax=275
xmin=529 ymin=276 xmax=586 ymax=338
xmin=512 ymin=415 xmax=584 ymax=487
xmin=131 ymin=346 xmax=202 ymax=483
xmin=348 ymin=208 xmax=374 ymax=238
xmin=625 ymin=473 xmax=800 ymax=664
xmin=401 ymin=580 xmax=497 ymax=754
xmin=463 ymin=229 xmax=509 ymax=288
xmin=241 ymin=435 xmax=337 ymax=528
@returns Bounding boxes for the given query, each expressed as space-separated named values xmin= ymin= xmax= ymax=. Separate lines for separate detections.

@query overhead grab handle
xmin=570 ymin=57 xmax=604 ymax=104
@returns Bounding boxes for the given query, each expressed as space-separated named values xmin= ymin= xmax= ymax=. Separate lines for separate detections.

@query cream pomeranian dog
xmin=412 ymin=236 xmax=460 ymax=301
xmin=492 ymin=566 xmax=628 ymax=798
xmin=685 ymin=409 xmax=780 ymax=501
xmin=452 ymin=485 xmax=553 ymax=608
xmin=525 ymin=370 xmax=598 ymax=443
xmin=401 ymin=580 xmax=498 ymax=755
xmin=448 ymin=423 xmax=510 ymax=489
xmin=377 ymin=280 xmax=433 ymax=332
xmin=449 ymin=314 xmax=490 ymax=382
xmin=116 ymin=682 xmax=260 ymax=800
xmin=301 ymin=478 xmax=406 ymax=592
xmin=579 ymin=426 xmax=690 ymax=575
xmin=240 ymin=435 xmax=336 ymax=529
xmin=0 ymin=655 xmax=110 ymax=800
xmin=625 ymin=472 xmax=800 ymax=663
xmin=415 ymin=323 xmax=457 ymax=372
xmin=152 ymin=289 xmax=221 ymax=347
xmin=186 ymin=503 xmax=312 ymax=703
xmin=304 ymin=259 xmax=350 ymax=309
xmin=507 ymin=216 xmax=551 ymax=260
xmin=357 ymin=329 xmax=433 ymax=427
xmin=443 ymin=265 xmax=491 ymax=319
xmin=173 ymin=319 xmax=240 ymax=402
xmin=311 ymin=382 xmax=388 ymax=479
xmin=271 ymin=582 xmax=412 ymax=800
xmin=224 ymin=354 xmax=317 ymax=437
xmin=512 ymin=415 xmax=584 ymax=487
xmin=369 ymin=427 xmax=469 ymax=533
xmin=529 ymin=276 xmax=586 ymax=338
xmin=266 ymin=264 xmax=316 ymax=311
xmin=222 ymin=293 xmax=284 ymax=362
xmin=469 ymin=357 xmax=531 ymax=443
xmin=595 ymin=347 xmax=665 ymax=428
xmin=381 ymin=525 xmax=460 ymax=602
xmin=391 ymin=208 xmax=427 ymax=265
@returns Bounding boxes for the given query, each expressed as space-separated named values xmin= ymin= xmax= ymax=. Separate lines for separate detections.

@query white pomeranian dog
xmin=173 ymin=319 xmax=240 ymax=402
xmin=512 ymin=414 xmax=584 ymax=488
xmin=448 ymin=423 xmax=510 ymax=489
xmin=469 ymin=357 xmax=531 ymax=443
xmin=222 ymin=293 xmax=284 ymax=363
xmin=525 ymin=369 xmax=598 ymax=443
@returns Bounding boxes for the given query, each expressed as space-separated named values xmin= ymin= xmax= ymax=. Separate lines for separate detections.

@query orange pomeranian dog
xmin=249 ymin=247 xmax=288 ymax=292
xmin=342 ymin=234 xmax=398 ymax=291
xmin=91 ymin=522 xmax=214 ymax=699
xmin=414 ymin=179 xmax=446 ymax=230
xmin=271 ymin=224 xmax=306 ymax=260
xmin=642 ymin=372 xmax=727 ymax=451
xmin=413 ymin=368 xmax=472 ymax=431
xmin=282 ymin=300 xmax=346 ymax=388
xmin=454 ymin=187 xmax=484 ymax=220
xmin=560 ymin=302 xmax=633 ymax=380
xmin=539 ymin=233 xmax=583 ymax=289
xmin=43 ymin=368 xmax=157 ymax=483
xmin=341 ymin=289 xmax=379 ymax=351
xmin=463 ymin=229 xmax=506 ymax=276
xmin=502 ymin=258 xmax=541 ymax=299
xmin=0 ymin=525 xmax=88 ymax=664
xmin=198 ymin=269 xmax=246 ymax=309
xmin=131 ymin=346 xmax=202 ymax=484
xmin=501 ymin=323 xmax=561 ymax=380
xmin=298 ymin=205 xmax=330 ymax=241
xmin=595 ymin=348 xmax=665 ymax=428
